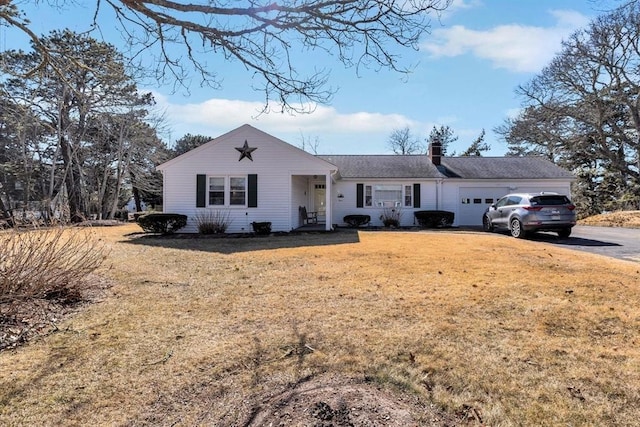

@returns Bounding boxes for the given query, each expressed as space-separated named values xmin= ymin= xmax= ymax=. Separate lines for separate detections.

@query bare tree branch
xmin=387 ymin=126 xmax=423 ymax=154
xmin=2 ymin=0 xmax=452 ymax=112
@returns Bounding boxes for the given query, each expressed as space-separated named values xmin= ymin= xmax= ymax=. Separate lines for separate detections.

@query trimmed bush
xmin=137 ymin=213 xmax=187 ymax=234
xmin=414 ymin=210 xmax=454 ymax=228
xmin=343 ymin=214 xmax=371 ymax=227
xmin=114 ymin=209 xmax=129 ymax=221
xmin=251 ymin=221 xmax=272 ymax=235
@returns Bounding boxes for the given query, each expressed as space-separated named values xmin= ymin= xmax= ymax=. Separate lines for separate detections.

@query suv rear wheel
xmin=558 ymin=228 xmax=572 ymax=238
xmin=510 ymin=218 xmax=526 ymax=239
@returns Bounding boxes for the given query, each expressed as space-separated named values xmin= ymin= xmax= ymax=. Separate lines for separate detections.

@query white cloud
xmin=448 ymin=0 xmax=482 ymax=12
xmin=154 ymin=93 xmax=416 ymax=136
xmin=151 ymin=92 xmax=495 ymax=154
xmin=422 ymin=9 xmax=590 ymax=73
xmin=151 ymin=93 xmax=434 ymax=153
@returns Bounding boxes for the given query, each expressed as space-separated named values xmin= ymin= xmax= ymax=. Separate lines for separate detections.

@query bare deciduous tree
xmin=298 ymin=131 xmax=321 ymax=154
xmin=387 ymin=126 xmax=424 ymax=154
xmin=1 ymin=0 xmax=452 ymax=111
xmin=499 ymin=1 xmax=640 ymax=213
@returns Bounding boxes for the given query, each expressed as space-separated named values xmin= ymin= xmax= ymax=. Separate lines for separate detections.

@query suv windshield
xmin=530 ymin=195 xmax=570 ymax=206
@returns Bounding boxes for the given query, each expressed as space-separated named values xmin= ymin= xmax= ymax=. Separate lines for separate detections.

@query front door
xmin=313 ymin=183 xmax=326 ymax=222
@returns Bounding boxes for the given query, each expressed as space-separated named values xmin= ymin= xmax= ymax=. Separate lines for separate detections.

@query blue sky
xmin=2 ymin=0 xmax=619 ymax=155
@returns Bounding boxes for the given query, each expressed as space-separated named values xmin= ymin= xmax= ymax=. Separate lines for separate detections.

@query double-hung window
xmin=229 ymin=177 xmax=246 ymax=206
xmin=404 ymin=185 xmax=413 ymax=207
xmin=208 ymin=176 xmax=247 ymax=206
xmin=209 ymin=177 xmax=225 ymax=206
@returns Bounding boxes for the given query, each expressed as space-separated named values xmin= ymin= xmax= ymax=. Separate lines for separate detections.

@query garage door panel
xmin=516 ymin=187 xmax=568 ymax=196
xmin=458 ymin=187 xmax=510 ymax=226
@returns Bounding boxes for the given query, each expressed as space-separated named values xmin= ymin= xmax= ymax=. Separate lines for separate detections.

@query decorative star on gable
xmin=235 ymin=140 xmax=257 ymax=162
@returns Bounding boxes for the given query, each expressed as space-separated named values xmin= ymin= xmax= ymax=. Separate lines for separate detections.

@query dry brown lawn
xmin=1 ymin=224 xmax=639 ymax=426
xmin=579 ymin=210 xmax=640 ymax=228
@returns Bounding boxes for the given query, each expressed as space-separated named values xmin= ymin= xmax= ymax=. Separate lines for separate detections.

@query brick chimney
xmin=429 ymin=141 xmax=442 ymax=166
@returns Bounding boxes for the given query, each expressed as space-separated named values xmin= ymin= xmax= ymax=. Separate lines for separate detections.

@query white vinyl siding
xmin=333 ymin=180 xmax=436 ymax=227
xmin=158 ymin=125 xmax=335 ymax=233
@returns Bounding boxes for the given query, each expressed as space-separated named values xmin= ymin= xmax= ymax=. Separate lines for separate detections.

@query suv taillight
xmin=567 ymin=205 xmax=576 ymax=211
xmin=524 ymin=206 xmax=543 ymax=211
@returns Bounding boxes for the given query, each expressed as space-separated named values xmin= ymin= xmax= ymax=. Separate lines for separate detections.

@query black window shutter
xmin=413 ymin=183 xmax=421 ymax=208
xmin=356 ymin=183 xmax=364 ymax=208
xmin=248 ymin=174 xmax=258 ymax=208
xmin=196 ymin=174 xmax=206 ymax=207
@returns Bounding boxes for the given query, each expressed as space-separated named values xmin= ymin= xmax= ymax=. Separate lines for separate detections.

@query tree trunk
xmin=59 ymin=136 xmax=85 ymax=223
xmin=0 ymin=192 xmax=14 ymax=226
xmin=132 ymin=185 xmax=142 ymax=212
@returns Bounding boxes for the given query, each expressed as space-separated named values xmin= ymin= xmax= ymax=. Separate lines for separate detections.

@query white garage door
xmin=458 ymin=187 xmax=510 ymax=226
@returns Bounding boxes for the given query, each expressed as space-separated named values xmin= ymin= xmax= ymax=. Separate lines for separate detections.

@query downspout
xmin=436 ymin=178 xmax=443 ymax=210
xmin=325 ymin=171 xmax=334 ymax=231
xmin=160 ymin=169 xmax=166 ymax=212
xmin=328 ymin=169 xmax=340 ymax=231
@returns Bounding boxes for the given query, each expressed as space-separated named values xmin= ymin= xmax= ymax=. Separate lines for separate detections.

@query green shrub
xmin=343 ymin=214 xmax=371 ymax=227
xmin=414 ymin=210 xmax=454 ymax=228
xmin=137 ymin=213 xmax=187 ymax=234
xmin=251 ymin=221 xmax=271 ymax=235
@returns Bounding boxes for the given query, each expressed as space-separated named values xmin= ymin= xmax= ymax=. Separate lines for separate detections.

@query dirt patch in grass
xmin=0 ymin=274 xmax=112 ymax=351
xmin=245 ymin=373 xmax=458 ymax=426
xmin=1 ymin=223 xmax=639 ymax=426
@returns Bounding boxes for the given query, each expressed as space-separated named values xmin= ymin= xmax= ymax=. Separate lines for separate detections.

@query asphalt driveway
xmin=525 ymin=225 xmax=640 ymax=263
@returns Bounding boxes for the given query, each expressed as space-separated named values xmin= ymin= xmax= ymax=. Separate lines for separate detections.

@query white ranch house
xmin=156 ymin=124 xmax=575 ymax=232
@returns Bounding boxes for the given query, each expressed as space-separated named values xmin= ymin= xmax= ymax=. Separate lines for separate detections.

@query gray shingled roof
xmin=317 ymin=154 xmax=574 ymax=180
xmin=440 ymin=156 xmax=575 ymax=179
xmin=318 ymin=155 xmax=445 ymax=179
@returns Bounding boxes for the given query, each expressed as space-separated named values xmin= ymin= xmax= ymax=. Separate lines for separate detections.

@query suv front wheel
xmin=482 ymin=214 xmax=494 ymax=232
xmin=510 ymin=218 xmax=526 ymax=239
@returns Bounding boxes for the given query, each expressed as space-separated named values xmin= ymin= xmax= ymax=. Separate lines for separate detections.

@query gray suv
xmin=482 ymin=192 xmax=576 ymax=238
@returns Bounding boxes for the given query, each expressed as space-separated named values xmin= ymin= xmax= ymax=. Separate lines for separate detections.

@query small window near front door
xmin=314 ymin=184 xmax=326 ymax=216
